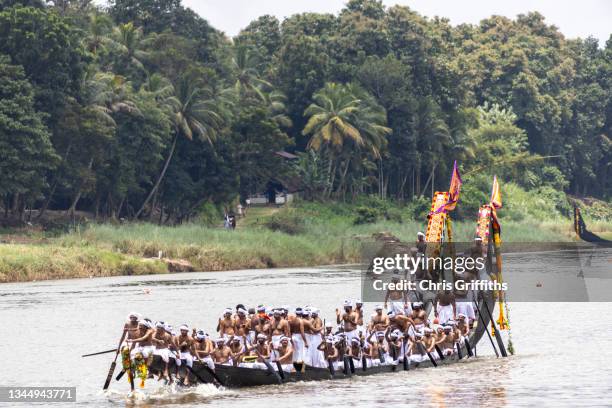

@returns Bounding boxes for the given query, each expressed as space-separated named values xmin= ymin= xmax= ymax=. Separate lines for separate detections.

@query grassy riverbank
xmin=2 ymin=199 xmax=609 ymax=283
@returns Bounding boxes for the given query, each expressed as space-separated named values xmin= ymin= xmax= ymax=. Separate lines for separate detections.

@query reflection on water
xmin=0 ymin=253 xmax=612 ymax=407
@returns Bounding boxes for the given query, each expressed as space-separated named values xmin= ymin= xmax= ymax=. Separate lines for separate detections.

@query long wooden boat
xmin=146 ymin=292 xmax=495 ymax=389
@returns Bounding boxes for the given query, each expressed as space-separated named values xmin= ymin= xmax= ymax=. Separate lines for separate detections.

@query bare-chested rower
xmin=436 ymin=326 xmax=455 ymax=356
xmin=274 ymin=336 xmax=293 ymax=369
xmin=248 ymin=333 xmax=271 ymax=364
xmin=218 ymin=308 xmax=235 ymax=339
xmin=127 ymin=321 xmax=155 ymax=361
xmin=174 ymin=325 xmax=196 ymax=385
xmin=212 ymin=338 xmax=232 ymax=365
xmin=384 ymin=273 xmax=407 ymax=315
xmin=336 ymin=300 xmax=359 ymax=343
xmin=410 ymin=301 xmax=427 ymax=333
xmin=151 ymin=321 xmax=174 ymax=380
xmin=367 ymin=331 xmax=388 ymax=364
xmin=369 ymin=304 xmax=389 ymax=332
xmin=317 ymin=336 xmax=338 ymax=367
xmin=194 ymin=330 xmax=215 ymax=370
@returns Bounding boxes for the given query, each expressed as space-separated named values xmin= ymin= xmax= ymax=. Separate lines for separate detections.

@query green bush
xmin=384 ymin=207 xmax=404 ymax=223
xmin=354 ymin=206 xmax=379 ymax=224
xmin=405 ymin=196 xmax=432 ymax=220
xmin=264 ymin=211 xmax=306 ymax=235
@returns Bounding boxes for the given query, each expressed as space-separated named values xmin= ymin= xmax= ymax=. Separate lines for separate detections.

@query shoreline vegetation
xmin=2 ymin=200 xmax=610 ymax=284
xmin=0 ymin=3 xmax=610 ymax=283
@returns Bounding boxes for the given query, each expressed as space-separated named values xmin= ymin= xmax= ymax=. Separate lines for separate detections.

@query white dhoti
xmin=308 ymin=334 xmax=326 ymax=368
xmin=271 ymin=335 xmax=283 ymax=348
xmin=153 ymin=348 xmax=172 ymax=363
xmin=408 ymin=323 xmax=425 ymax=337
xmin=248 ymin=330 xmax=256 ymax=345
xmin=456 ymin=301 xmax=475 ymax=322
xmin=437 ymin=304 xmax=454 ymax=324
xmin=180 ymin=351 xmax=193 ymax=368
xmin=409 ymin=353 xmax=424 ymax=363
xmin=291 ymin=334 xmax=305 ymax=362
xmin=344 ymin=329 xmax=358 ymax=344
xmin=389 ymin=301 xmax=404 ymax=315
xmin=199 ymin=356 xmax=215 ymax=370
xmin=403 ymin=303 xmax=413 ymax=316
xmin=131 ymin=345 xmax=155 ymax=359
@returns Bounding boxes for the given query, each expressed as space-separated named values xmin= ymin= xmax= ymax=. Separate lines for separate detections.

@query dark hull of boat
xmin=149 ymin=353 xmax=461 ymax=388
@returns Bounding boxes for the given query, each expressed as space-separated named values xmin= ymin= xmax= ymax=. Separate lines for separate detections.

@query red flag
xmin=433 ymin=161 xmax=462 ymax=214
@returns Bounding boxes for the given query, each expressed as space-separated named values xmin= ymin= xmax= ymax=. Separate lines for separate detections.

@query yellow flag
xmin=490 ymin=175 xmax=502 ymax=209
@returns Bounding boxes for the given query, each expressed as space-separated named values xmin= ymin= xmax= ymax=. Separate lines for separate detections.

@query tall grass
xmin=3 ymin=198 xmax=609 ymax=283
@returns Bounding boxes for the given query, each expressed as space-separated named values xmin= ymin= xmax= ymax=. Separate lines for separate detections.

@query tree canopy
xmin=0 ymin=0 xmax=609 ymax=223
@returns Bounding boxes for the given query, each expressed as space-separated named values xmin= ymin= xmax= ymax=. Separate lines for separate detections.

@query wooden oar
xmin=401 ymin=340 xmax=409 ymax=371
xmin=464 ymin=337 xmax=474 ymax=357
xmin=169 ymin=351 xmax=207 ymax=387
xmin=474 ymin=300 xmax=499 ymax=357
xmin=417 ymin=342 xmax=437 ymax=367
xmin=434 ymin=345 xmax=445 ymax=361
xmin=103 ymin=332 xmax=126 ymax=390
xmin=481 ymin=297 xmax=508 ymax=357
xmin=83 ymin=348 xmax=116 ymax=358
xmin=456 ymin=341 xmax=463 ymax=359
xmin=255 ymin=349 xmax=282 ymax=384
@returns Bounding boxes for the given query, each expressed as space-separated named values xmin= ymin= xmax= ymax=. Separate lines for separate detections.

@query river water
xmin=1 ymin=248 xmax=612 ymax=407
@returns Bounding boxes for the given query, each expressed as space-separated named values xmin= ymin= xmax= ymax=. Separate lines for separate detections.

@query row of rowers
xmin=123 ymin=300 xmax=472 ymax=379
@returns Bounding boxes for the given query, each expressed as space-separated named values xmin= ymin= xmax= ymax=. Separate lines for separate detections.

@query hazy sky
xmin=186 ymin=0 xmax=611 ymax=44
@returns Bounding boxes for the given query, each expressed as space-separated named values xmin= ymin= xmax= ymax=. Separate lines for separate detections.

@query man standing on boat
xmin=409 ymin=301 xmax=427 ymax=335
xmin=268 ymin=309 xmax=290 ymax=348
xmin=384 ymin=271 xmax=408 ymax=315
xmin=234 ymin=308 xmax=251 ymax=346
xmin=416 ymin=232 xmax=427 ymax=254
xmin=288 ymin=307 xmax=309 ymax=364
xmin=336 ymin=300 xmax=359 ymax=344
xmin=219 ymin=308 xmax=236 ymax=339
xmin=369 ymin=304 xmax=389 ymax=332
xmin=435 ymin=289 xmax=456 ymax=324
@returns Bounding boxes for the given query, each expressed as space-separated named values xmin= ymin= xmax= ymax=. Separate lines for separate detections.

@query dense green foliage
xmin=0 ymin=0 xmax=610 ymax=224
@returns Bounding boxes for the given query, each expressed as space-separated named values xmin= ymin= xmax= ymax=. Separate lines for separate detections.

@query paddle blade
xmin=103 ymin=362 xmax=117 ymax=390
xmin=465 ymin=339 xmax=474 ymax=357
xmin=115 ymin=370 xmax=125 ymax=381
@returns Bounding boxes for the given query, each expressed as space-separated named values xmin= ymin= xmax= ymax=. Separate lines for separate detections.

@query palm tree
xmin=85 ymin=13 xmax=114 ymax=55
xmin=134 ymin=74 xmax=233 ymax=219
xmin=302 ymin=83 xmax=363 ymax=151
xmin=302 ymin=82 xmax=391 ymax=196
xmin=113 ymin=22 xmax=150 ymax=72
xmin=232 ymin=43 xmax=271 ymax=101
xmin=263 ymin=90 xmax=292 ymax=129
